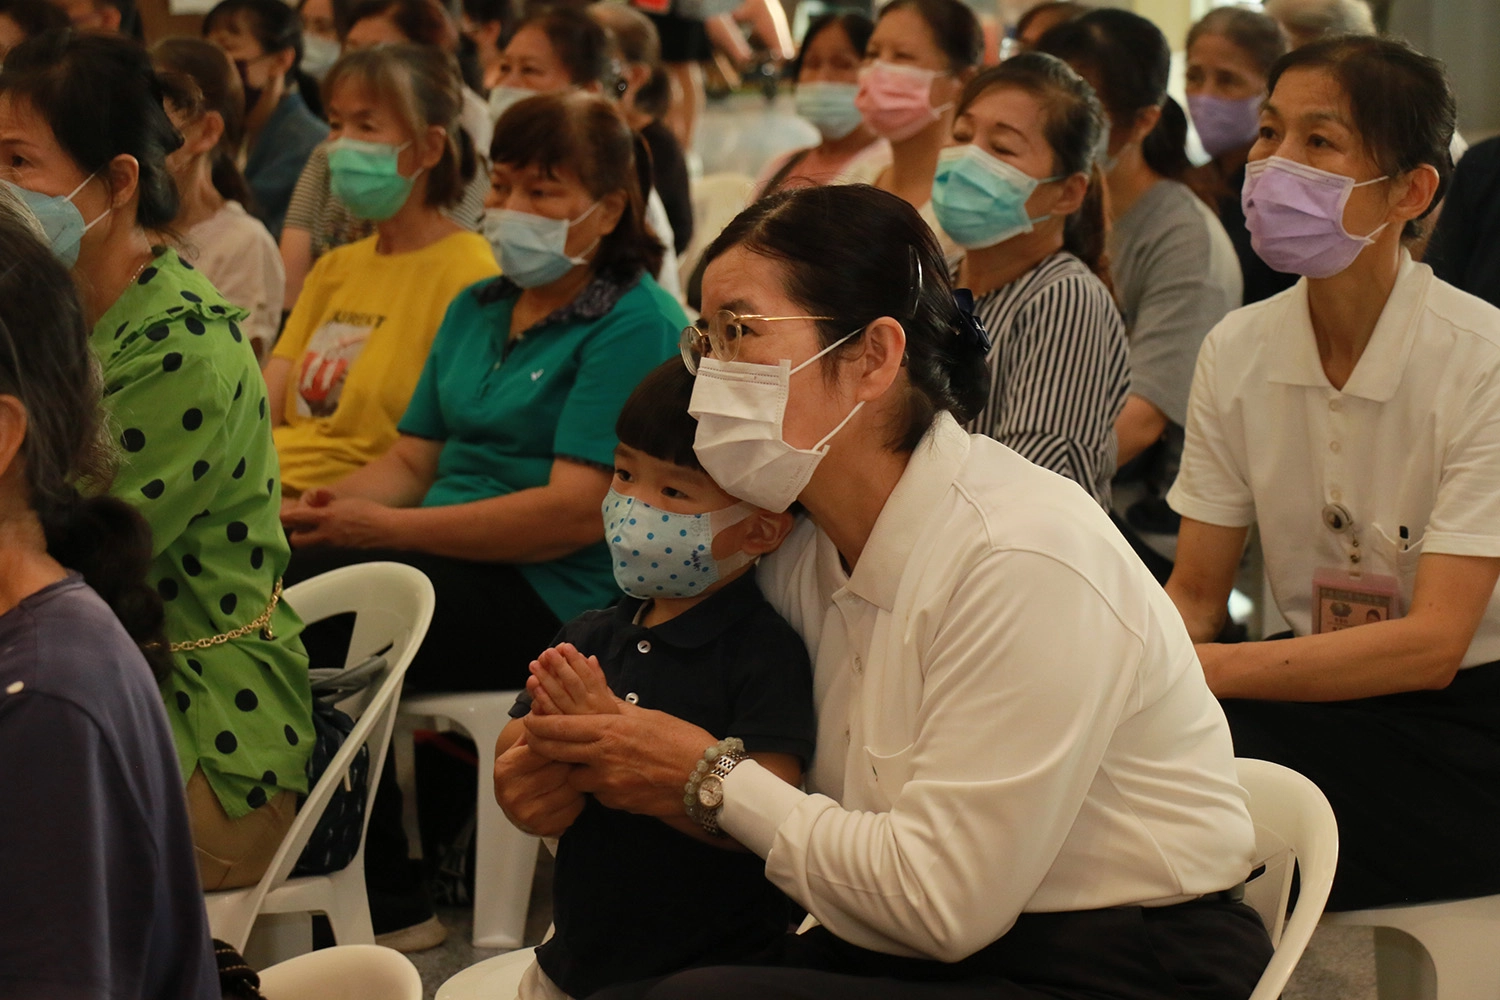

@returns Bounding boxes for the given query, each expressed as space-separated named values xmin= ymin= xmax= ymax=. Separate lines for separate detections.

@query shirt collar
xmin=476 ymin=270 xmax=639 ymax=332
xmin=1265 ymin=250 xmax=1429 ymax=402
xmin=614 ymin=570 xmax=769 ymax=649
xmin=844 ymin=411 xmax=971 ymax=612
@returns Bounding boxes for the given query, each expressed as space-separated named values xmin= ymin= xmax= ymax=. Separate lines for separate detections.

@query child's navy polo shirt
xmin=509 ymin=570 xmax=815 ymax=997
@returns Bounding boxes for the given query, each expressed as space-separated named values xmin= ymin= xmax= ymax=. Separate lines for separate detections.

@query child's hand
xmin=527 ymin=643 xmax=621 ymax=716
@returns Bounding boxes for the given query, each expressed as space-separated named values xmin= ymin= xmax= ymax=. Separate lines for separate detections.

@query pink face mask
xmin=854 ymin=61 xmax=950 ymax=142
xmin=1187 ymin=93 xmax=1261 ymax=158
xmin=1242 ymin=156 xmax=1390 ymax=279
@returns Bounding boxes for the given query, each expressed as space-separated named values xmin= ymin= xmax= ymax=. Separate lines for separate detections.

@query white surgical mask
xmin=481 ymin=202 xmax=599 ymax=287
xmin=688 ymin=330 xmax=865 ymax=513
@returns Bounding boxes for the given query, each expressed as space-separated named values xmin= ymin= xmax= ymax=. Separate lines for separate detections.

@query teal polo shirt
xmin=398 ymin=270 xmax=685 ymax=621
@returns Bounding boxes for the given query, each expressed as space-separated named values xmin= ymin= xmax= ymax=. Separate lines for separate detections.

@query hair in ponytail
xmin=0 ymin=192 xmax=171 ymax=681
xmin=701 ymin=185 xmax=992 ymax=452
xmin=152 ymin=38 xmax=260 ymax=214
xmin=955 ymin=53 xmax=1112 ymax=289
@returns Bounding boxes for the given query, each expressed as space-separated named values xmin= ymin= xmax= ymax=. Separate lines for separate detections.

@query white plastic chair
xmin=1235 ymin=757 xmax=1341 ymax=1000
xmin=394 ymin=691 xmax=541 ymax=948
xmin=1322 ymin=892 xmax=1500 ymax=999
xmin=204 ymin=563 xmax=436 ymax=961
xmin=436 ymin=945 xmax=536 ymax=1000
xmin=257 ymin=943 xmax=422 ymax=1000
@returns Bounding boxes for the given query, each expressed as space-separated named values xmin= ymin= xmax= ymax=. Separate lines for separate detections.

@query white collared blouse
xmin=722 ymin=413 xmax=1256 ymax=962
xmin=1168 ymin=254 xmax=1500 ymax=665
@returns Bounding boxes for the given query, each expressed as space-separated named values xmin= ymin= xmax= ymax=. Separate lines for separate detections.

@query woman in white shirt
xmin=153 ymin=38 xmax=285 ymax=361
xmin=1167 ymin=37 xmax=1500 ymax=910
xmin=498 ymin=184 xmax=1271 ymax=999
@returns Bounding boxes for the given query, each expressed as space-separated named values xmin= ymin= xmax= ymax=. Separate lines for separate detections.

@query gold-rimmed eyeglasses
xmin=678 ymin=310 xmax=834 ymax=375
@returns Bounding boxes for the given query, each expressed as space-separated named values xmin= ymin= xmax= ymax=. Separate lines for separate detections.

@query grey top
xmin=1108 ymin=179 xmax=1241 ymax=427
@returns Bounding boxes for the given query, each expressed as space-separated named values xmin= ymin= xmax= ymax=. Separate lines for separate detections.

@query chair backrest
xmin=1235 ymin=757 xmax=1340 ymax=1000
xmin=210 ymin=563 xmax=436 ymax=950
xmin=258 ymin=943 xmax=422 ymax=1000
xmin=678 ymin=171 xmax=756 ymax=292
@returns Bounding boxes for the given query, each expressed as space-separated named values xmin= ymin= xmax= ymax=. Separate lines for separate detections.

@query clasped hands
xmin=493 ymin=642 xmax=715 ymax=838
xmin=280 ymin=487 xmax=392 ymax=549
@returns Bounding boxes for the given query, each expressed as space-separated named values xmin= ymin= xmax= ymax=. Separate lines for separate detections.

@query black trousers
xmin=284 ymin=546 xmax=563 ymax=690
xmin=589 ymin=901 xmax=1272 ymax=1000
xmin=284 ymin=547 xmax=565 ymax=927
xmin=1223 ymin=659 xmax=1500 ymax=911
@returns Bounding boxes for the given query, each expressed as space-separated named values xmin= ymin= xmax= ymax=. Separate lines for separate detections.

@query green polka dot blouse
xmin=91 ymin=249 xmax=315 ymax=820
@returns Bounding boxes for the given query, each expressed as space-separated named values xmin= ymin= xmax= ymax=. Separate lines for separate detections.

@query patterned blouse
xmin=91 ymin=249 xmax=314 ymax=820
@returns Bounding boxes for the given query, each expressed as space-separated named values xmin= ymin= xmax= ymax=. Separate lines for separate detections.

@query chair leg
xmin=243 ymin=912 xmax=314 ymax=969
xmin=392 ymin=714 xmax=425 ymax=862
xmin=324 ymin=863 xmax=378 ymax=945
xmin=467 ymin=714 xmax=540 ymax=950
xmin=1373 ymin=927 xmax=1436 ymax=1000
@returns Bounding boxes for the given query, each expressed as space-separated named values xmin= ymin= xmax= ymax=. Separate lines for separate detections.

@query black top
xmin=1219 ymin=161 xmax=1298 ymax=306
xmin=1428 ymin=136 xmax=1500 ymax=309
xmin=511 ymin=571 xmax=816 ymax=998
xmin=0 ymin=576 xmax=218 ymax=1000
xmin=642 ymin=119 xmax=695 ymax=255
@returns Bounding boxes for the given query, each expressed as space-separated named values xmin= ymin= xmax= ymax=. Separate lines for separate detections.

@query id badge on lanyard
xmin=1313 ymin=502 xmax=1401 ymax=633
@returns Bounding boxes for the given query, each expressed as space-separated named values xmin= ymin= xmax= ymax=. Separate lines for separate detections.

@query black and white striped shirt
xmin=965 ymin=252 xmax=1130 ymax=508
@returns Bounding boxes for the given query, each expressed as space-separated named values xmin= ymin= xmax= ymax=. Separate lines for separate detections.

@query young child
xmin=497 ymin=359 xmax=817 ymax=1000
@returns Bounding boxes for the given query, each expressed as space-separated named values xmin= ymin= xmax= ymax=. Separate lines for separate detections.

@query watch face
xmin=698 ymin=774 xmax=724 ymax=810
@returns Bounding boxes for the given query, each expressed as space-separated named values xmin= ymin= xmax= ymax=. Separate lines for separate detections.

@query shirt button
xmin=636 ymin=640 xmax=651 ymax=654
xmin=1330 ymin=488 xmax=1343 ymax=501
xmin=492 ymin=362 xmax=501 ymax=370
xmin=1329 ymin=441 xmax=1342 ymax=454
xmin=625 ymin=692 xmax=639 ymax=704
xmin=1329 ymin=399 xmax=1342 ymax=412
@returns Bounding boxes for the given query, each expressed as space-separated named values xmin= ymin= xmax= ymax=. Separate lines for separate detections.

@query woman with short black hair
xmin=1167 ymin=36 xmax=1500 ymax=911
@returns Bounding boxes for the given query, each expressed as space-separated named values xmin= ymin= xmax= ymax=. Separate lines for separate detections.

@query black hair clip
xmin=953 ymin=288 xmax=992 ymax=355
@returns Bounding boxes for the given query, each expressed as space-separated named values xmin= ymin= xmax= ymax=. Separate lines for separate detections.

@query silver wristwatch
xmin=685 ymin=738 xmax=749 ymax=835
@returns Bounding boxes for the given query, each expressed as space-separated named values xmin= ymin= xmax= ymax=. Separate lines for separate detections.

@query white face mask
xmin=688 ymin=330 xmax=865 ymax=513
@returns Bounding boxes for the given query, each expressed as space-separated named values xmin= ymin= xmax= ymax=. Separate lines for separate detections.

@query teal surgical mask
xmin=930 ymin=144 xmax=1058 ymax=250
xmin=481 ymin=202 xmax=599 ymax=287
xmin=3 ymin=173 xmax=109 ymax=267
xmin=794 ymin=81 xmax=863 ymax=141
xmin=327 ymin=137 xmax=418 ymax=221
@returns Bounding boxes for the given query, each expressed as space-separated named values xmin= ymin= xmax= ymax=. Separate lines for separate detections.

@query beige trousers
xmin=186 ymin=767 xmax=298 ymax=890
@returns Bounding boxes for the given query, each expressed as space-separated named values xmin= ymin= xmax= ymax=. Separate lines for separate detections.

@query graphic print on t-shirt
xmin=296 ymin=311 xmax=383 ymax=418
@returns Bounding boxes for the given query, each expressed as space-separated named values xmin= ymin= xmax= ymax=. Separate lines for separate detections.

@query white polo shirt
xmin=1168 ymin=254 xmax=1500 ymax=666
xmin=721 ymin=413 xmax=1256 ymax=963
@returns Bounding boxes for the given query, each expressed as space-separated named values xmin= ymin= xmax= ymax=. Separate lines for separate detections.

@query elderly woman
xmin=0 ymin=192 xmax=217 ymax=999
xmin=0 ymin=31 xmax=314 ymax=892
xmin=498 ymin=184 xmax=1272 ymax=1000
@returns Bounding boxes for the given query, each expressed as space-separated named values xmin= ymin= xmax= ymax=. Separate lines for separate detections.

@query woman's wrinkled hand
xmin=492 ymin=734 xmax=587 ymax=837
xmin=522 ymin=702 xmax=716 ymax=819
xmin=280 ymin=494 xmax=393 ymax=549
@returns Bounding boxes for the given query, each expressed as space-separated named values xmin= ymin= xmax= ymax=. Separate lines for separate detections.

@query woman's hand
xmin=523 ymin=704 xmax=715 ymax=819
xmin=281 ymin=493 xmax=396 ymax=549
xmin=492 ymin=734 xmax=587 ymax=837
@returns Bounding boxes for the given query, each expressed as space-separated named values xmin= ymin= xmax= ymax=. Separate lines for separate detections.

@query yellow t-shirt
xmin=272 ymin=230 xmax=499 ymax=494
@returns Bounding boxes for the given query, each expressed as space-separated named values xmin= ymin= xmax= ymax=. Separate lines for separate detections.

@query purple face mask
xmin=1187 ymin=93 xmax=1261 ymax=158
xmin=1242 ymin=157 xmax=1389 ymax=279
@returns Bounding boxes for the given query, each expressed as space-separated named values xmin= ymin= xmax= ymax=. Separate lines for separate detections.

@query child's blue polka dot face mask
xmin=602 ymin=488 xmax=756 ymax=600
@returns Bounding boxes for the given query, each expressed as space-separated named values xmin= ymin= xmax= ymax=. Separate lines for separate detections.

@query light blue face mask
xmin=930 ymin=144 xmax=1058 ymax=250
xmin=487 ymin=85 xmax=535 ymax=123
xmin=327 ymin=137 xmax=417 ymax=221
xmin=481 ymin=202 xmax=599 ymax=287
xmin=794 ymin=81 xmax=864 ymax=141
xmin=3 ymin=174 xmax=109 ymax=267
xmin=602 ymin=488 xmax=756 ymax=600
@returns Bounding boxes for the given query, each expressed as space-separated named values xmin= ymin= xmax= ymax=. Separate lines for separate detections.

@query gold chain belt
xmin=168 ymin=578 xmax=284 ymax=653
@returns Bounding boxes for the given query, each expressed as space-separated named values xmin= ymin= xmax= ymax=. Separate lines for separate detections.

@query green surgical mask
xmin=327 ymin=137 xmax=418 ymax=221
